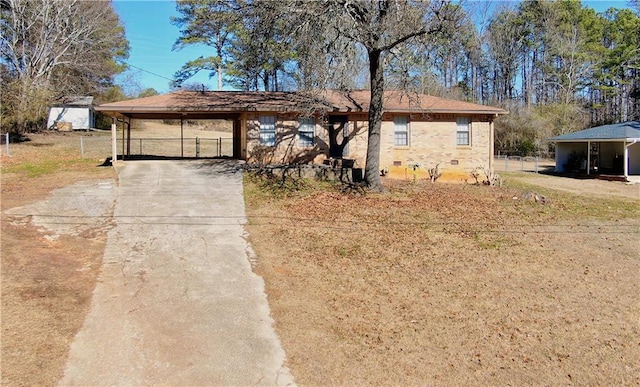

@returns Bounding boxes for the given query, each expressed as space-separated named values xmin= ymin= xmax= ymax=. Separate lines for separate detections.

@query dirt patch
xmin=134 ymin=119 xmax=233 ymax=136
xmin=1 ymin=223 xmax=108 ymax=386
xmin=245 ymin=176 xmax=640 ymax=385
xmin=1 ymin=132 xmax=116 ymax=386
xmin=507 ymin=172 xmax=639 ymax=200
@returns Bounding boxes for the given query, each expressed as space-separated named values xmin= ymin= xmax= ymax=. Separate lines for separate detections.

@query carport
xmin=95 ymin=89 xmax=329 ymax=161
xmin=549 ymin=121 xmax=640 ymax=181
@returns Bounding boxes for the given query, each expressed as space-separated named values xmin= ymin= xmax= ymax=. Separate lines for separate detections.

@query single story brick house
xmin=96 ymin=89 xmax=507 ymax=180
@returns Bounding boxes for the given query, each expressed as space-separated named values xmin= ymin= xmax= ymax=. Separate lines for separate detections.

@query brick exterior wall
xmin=245 ymin=112 xmax=330 ymax=165
xmin=245 ymin=112 xmax=494 ymax=181
xmin=376 ymin=113 xmax=494 ymax=181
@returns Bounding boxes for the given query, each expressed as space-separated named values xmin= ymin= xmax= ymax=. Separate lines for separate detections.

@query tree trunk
xmin=364 ymin=49 xmax=385 ymax=192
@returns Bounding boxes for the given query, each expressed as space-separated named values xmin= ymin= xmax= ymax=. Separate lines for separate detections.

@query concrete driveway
xmin=59 ymin=160 xmax=294 ymax=386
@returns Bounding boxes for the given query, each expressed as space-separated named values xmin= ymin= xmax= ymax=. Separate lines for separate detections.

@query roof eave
xmin=551 ymin=138 xmax=640 ymax=142
xmin=423 ymin=108 xmax=508 ymax=115
xmin=328 ymin=108 xmax=508 ymax=115
xmin=95 ymin=106 xmax=332 ymax=114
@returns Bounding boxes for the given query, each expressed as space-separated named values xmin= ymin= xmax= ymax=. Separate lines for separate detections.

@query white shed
xmin=47 ymin=96 xmax=95 ymax=131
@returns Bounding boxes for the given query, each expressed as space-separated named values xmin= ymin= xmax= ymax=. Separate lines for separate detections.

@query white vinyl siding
xmin=259 ymin=115 xmax=276 ymax=146
xmin=298 ymin=117 xmax=315 ymax=147
xmin=456 ymin=117 xmax=470 ymax=146
xmin=394 ymin=116 xmax=409 ymax=146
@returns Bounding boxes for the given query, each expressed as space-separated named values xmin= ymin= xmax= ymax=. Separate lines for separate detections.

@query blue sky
xmin=113 ymin=0 xmax=213 ymax=94
xmin=113 ymin=0 xmax=634 ymax=95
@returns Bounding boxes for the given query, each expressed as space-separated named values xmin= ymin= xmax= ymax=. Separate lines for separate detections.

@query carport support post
xmin=587 ymin=141 xmax=591 ymax=175
xmin=126 ymin=118 xmax=131 ymax=158
xmin=624 ymin=141 xmax=629 ymax=179
xmin=111 ymin=122 xmax=117 ymax=164
xmin=121 ymin=119 xmax=125 ymax=160
xmin=181 ymin=118 xmax=184 ymax=158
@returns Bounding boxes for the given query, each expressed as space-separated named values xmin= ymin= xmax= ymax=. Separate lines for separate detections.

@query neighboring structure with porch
xmin=549 ymin=121 xmax=640 ymax=181
xmin=47 ymin=96 xmax=95 ymax=131
xmin=95 ymin=90 xmax=507 ymax=180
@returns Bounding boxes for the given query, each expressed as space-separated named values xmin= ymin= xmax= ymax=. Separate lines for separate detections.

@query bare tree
xmin=290 ymin=0 xmax=458 ymax=191
xmin=0 ymin=0 xmax=128 ymax=133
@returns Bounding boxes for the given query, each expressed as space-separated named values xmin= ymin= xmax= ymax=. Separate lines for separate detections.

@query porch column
xmin=111 ymin=119 xmax=117 ymax=164
xmin=624 ymin=141 xmax=629 ymax=179
xmin=239 ymin=113 xmax=248 ymax=160
xmin=181 ymin=118 xmax=184 ymax=158
xmin=587 ymin=141 xmax=591 ymax=175
xmin=233 ymin=116 xmax=241 ymax=159
xmin=126 ymin=117 xmax=131 ymax=158
xmin=121 ymin=119 xmax=126 ymax=160
xmin=489 ymin=117 xmax=495 ymax=172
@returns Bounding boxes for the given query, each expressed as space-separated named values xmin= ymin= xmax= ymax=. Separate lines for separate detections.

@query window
xmin=298 ymin=117 xmax=315 ymax=147
xmin=394 ymin=116 xmax=409 ymax=146
xmin=259 ymin=115 xmax=276 ymax=146
xmin=456 ymin=117 xmax=470 ymax=146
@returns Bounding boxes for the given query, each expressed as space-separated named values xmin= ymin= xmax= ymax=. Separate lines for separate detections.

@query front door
xmin=328 ymin=116 xmax=349 ymax=158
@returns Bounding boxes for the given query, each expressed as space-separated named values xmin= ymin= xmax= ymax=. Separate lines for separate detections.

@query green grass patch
xmin=3 ymin=158 xmax=105 ymax=178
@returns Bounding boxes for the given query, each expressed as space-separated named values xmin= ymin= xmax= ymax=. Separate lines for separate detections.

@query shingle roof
xmin=322 ymin=90 xmax=507 ymax=114
xmin=53 ymin=96 xmax=94 ymax=107
xmin=549 ymin=121 xmax=640 ymax=141
xmin=95 ymin=90 xmax=507 ymax=117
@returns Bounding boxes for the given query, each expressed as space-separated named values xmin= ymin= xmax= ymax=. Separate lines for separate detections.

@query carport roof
xmin=95 ymin=89 xmax=508 ymax=119
xmin=549 ymin=121 xmax=640 ymax=142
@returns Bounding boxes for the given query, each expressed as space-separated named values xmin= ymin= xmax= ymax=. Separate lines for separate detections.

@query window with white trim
xmin=259 ymin=115 xmax=276 ymax=146
xmin=394 ymin=116 xmax=409 ymax=146
xmin=298 ymin=117 xmax=315 ymax=147
xmin=456 ymin=117 xmax=470 ymax=146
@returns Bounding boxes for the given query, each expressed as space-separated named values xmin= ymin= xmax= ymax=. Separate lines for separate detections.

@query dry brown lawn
xmin=245 ymin=174 xmax=640 ymax=385
xmin=1 ymin=132 xmax=115 ymax=386
xmin=2 ymin=130 xmax=639 ymax=386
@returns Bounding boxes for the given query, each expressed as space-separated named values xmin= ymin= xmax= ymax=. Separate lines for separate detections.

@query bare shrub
xmin=427 ymin=163 xmax=442 ymax=182
xmin=468 ymin=167 xmax=503 ymax=187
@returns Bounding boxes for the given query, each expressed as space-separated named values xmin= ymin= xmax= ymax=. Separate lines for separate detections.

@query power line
xmin=5 ymin=213 xmax=639 ymax=234
xmin=124 ymin=62 xmax=175 ymax=82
